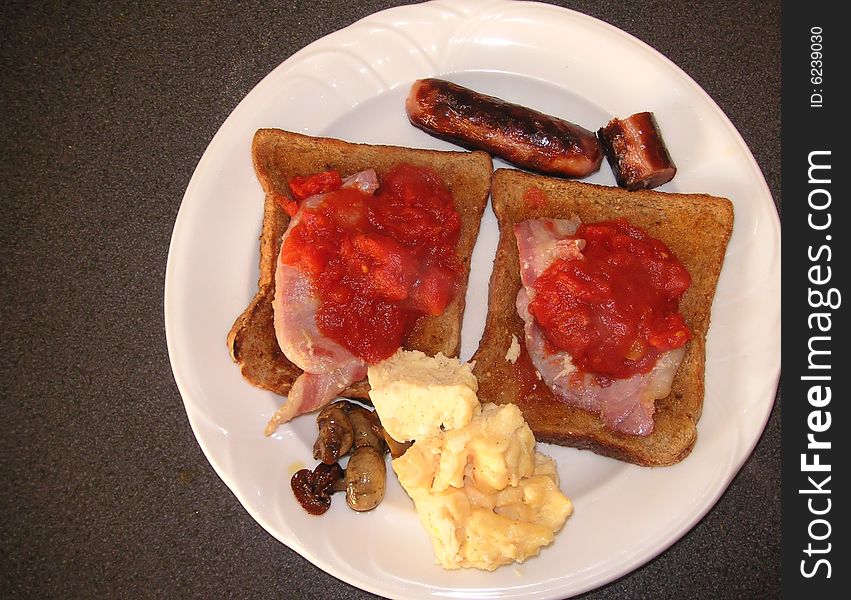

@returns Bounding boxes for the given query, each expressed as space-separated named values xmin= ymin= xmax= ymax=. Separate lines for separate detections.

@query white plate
xmin=164 ymin=1 xmax=780 ymax=598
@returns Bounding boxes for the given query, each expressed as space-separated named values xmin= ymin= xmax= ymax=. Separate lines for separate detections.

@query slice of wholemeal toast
xmin=471 ymin=168 xmax=734 ymax=466
xmin=228 ymin=129 xmax=493 ymax=400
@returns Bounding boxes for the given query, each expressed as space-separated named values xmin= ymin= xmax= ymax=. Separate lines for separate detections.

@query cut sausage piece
xmin=406 ymin=78 xmax=603 ymax=178
xmin=597 ymin=112 xmax=676 ymax=190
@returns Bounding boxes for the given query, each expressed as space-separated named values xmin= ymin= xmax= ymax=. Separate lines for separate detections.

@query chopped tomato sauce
xmin=529 ymin=219 xmax=691 ymax=379
xmin=274 ymin=193 xmax=300 ymax=217
xmin=280 ymin=163 xmax=461 ymax=364
xmin=288 ymin=170 xmax=343 ymax=201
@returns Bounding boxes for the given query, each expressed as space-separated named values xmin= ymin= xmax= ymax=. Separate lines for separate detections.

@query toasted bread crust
xmin=228 ymin=129 xmax=493 ymax=399
xmin=471 ymin=169 xmax=733 ymax=466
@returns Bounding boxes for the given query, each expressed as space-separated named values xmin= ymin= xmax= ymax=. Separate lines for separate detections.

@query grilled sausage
xmin=406 ymin=78 xmax=603 ymax=178
xmin=597 ymin=112 xmax=677 ymax=190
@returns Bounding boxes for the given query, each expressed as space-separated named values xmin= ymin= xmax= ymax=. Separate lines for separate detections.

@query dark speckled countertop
xmin=1 ymin=1 xmax=780 ymax=598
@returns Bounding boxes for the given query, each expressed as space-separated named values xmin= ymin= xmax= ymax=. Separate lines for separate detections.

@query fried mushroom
xmin=291 ymin=462 xmax=346 ymax=515
xmin=347 ymin=406 xmax=386 ymax=453
xmin=313 ymin=401 xmax=355 ymax=464
xmin=345 ymin=446 xmax=386 ymax=512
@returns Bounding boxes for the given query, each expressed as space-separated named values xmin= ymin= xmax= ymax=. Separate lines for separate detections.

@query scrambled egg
xmin=368 ymin=350 xmax=573 ymax=571
xmin=368 ymin=350 xmax=479 ymax=442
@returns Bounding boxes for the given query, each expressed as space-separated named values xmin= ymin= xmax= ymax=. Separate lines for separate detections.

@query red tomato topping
xmin=280 ymin=164 xmax=461 ymax=363
xmin=529 ymin=219 xmax=692 ymax=379
xmin=288 ymin=170 xmax=343 ymax=201
xmin=273 ymin=193 xmax=300 ymax=217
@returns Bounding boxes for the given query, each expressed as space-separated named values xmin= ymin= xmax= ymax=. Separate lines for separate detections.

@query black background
xmin=2 ymin=1 xmax=780 ymax=598
xmin=780 ymin=4 xmax=844 ymax=598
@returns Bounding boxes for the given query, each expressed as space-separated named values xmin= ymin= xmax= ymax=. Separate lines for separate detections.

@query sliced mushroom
xmin=383 ymin=430 xmax=413 ymax=459
xmin=313 ymin=401 xmax=355 ymax=464
xmin=291 ymin=462 xmax=345 ymax=515
xmin=345 ymin=446 xmax=386 ymax=512
xmin=347 ymin=406 xmax=386 ymax=453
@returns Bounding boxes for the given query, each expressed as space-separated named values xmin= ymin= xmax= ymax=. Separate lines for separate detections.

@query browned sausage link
xmin=597 ymin=112 xmax=677 ymax=191
xmin=406 ymin=78 xmax=603 ymax=178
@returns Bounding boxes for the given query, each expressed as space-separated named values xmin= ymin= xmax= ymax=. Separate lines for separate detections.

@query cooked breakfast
xmin=228 ymin=99 xmax=732 ymax=570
